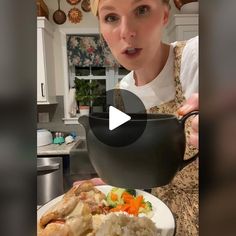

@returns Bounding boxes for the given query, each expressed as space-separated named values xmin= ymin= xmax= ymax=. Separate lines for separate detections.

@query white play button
xmin=109 ymin=106 xmax=131 ymax=131
xmin=89 ymin=89 xmax=147 ymax=146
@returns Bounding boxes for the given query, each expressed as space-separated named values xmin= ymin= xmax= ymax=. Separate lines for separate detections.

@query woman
xmin=92 ymin=0 xmax=198 ymax=147
xmin=76 ymin=0 xmax=199 ymax=235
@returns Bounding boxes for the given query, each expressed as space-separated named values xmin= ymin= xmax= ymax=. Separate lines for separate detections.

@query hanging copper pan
xmin=68 ymin=7 xmax=83 ymax=24
xmin=81 ymin=0 xmax=91 ymax=12
xmin=53 ymin=0 xmax=67 ymax=25
xmin=173 ymin=0 xmax=198 ymax=10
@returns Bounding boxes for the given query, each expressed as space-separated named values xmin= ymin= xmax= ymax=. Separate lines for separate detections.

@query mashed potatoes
xmin=95 ymin=213 xmax=160 ymax=236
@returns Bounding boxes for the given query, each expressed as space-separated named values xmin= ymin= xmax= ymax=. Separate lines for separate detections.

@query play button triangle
xmin=109 ymin=106 xmax=131 ymax=131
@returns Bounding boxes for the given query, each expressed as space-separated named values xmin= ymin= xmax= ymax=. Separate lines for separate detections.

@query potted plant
xmin=92 ymin=87 xmax=106 ymax=113
xmin=74 ymin=78 xmax=100 ymax=116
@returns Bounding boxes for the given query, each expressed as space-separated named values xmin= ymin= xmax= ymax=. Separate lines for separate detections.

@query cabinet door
xmin=37 ymin=17 xmax=57 ymax=104
xmin=37 ymin=28 xmax=47 ymax=102
xmin=165 ymin=14 xmax=199 ymax=43
xmin=176 ymin=25 xmax=199 ymax=41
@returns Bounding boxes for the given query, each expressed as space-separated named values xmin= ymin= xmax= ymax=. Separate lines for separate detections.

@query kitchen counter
xmin=37 ymin=137 xmax=80 ymax=156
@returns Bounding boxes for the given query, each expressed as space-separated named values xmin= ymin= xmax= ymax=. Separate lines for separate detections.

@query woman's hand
xmin=73 ymin=177 xmax=105 ymax=186
xmin=178 ymin=93 xmax=199 ymax=149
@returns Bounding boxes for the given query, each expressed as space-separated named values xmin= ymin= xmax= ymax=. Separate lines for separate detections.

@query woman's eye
xmin=135 ymin=5 xmax=150 ymax=16
xmin=104 ymin=14 xmax=119 ymax=23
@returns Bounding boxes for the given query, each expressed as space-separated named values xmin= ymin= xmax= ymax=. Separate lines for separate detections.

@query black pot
xmin=79 ymin=111 xmax=198 ymax=189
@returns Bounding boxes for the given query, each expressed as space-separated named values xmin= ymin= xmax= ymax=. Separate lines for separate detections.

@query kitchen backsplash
xmin=37 ymin=96 xmax=85 ymax=137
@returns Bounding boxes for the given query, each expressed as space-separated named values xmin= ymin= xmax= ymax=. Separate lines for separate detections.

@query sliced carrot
xmin=120 ymin=204 xmax=130 ymax=211
xmin=134 ymin=195 xmax=143 ymax=209
xmin=128 ymin=206 xmax=138 ymax=216
xmin=109 ymin=193 xmax=148 ymax=216
xmin=122 ymin=192 xmax=133 ymax=198
xmin=122 ymin=192 xmax=134 ymax=203
xmin=111 ymin=192 xmax=118 ymax=201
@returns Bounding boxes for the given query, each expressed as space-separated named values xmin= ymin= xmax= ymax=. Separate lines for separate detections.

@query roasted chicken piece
xmin=64 ymin=181 xmax=107 ymax=215
xmin=38 ymin=201 xmax=92 ymax=236
xmin=39 ymin=195 xmax=78 ymax=228
xmin=38 ymin=181 xmax=108 ymax=236
xmin=38 ymin=221 xmax=71 ymax=236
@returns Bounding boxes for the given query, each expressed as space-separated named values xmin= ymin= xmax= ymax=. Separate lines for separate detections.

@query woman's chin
xmin=115 ymin=53 xmax=146 ymax=71
xmin=119 ymin=61 xmax=144 ymax=71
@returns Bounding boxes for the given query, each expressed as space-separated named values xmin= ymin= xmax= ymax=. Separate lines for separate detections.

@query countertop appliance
xmin=37 ymin=129 xmax=53 ymax=147
xmin=37 ymin=157 xmax=64 ymax=206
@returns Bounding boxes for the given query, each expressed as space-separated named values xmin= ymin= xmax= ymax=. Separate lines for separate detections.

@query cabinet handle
xmin=41 ymin=83 xmax=45 ymax=97
xmin=37 ymin=163 xmax=60 ymax=172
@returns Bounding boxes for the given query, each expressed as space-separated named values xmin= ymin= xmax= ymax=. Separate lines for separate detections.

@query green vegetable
xmin=145 ymin=201 xmax=152 ymax=211
xmin=106 ymin=188 xmax=126 ymax=207
xmin=125 ymin=189 xmax=136 ymax=197
xmin=139 ymin=201 xmax=153 ymax=213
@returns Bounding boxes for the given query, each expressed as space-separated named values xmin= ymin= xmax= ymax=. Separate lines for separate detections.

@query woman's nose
xmin=120 ymin=18 xmax=136 ymax=41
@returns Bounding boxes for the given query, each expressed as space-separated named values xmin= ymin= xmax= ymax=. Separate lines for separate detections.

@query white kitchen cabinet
xmin=37 ymin=17 xmax=57 ymax=104
xmin=165 ymin=14 xmax=199 ymax=43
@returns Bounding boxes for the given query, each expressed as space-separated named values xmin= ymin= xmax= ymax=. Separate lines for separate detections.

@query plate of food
xmin=37 ymin=181 xmax=175 ymax=236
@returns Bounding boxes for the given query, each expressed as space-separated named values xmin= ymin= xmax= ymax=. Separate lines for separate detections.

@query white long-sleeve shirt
xmin=119 ymin=36 xmax=198 ymax=110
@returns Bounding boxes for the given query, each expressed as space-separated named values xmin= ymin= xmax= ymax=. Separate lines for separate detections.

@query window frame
xmin=60 ymin=28 xmax=129 ymax=124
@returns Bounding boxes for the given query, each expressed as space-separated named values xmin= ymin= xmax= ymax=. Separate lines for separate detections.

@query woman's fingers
xmin=73 ymin=178 xmax=106 ymax=186
xmin=91 ymin=178 xmax=106 ymax=185
xmin=178 ymin=93 xmax=199 ymax=148
xmin=177 ymin=93 xmax=199 ymax=115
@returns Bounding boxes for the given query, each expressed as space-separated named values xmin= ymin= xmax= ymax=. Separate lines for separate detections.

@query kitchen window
xmin=64 ymin=34 xmax=130 ymax=123
xmin=60 ymin=28 xmax=131 ymax=124
xmin=66 ymin=34 xmax=127 ymax=91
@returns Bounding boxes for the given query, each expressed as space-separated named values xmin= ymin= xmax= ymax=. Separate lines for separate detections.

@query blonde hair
xmin=91 ymin=0 xmax=100 ymax=16
xmin=90 ymin=0 xmax=170 ymax=16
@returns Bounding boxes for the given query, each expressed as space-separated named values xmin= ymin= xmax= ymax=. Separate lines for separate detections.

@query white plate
xmin=38 ymin=185 xmax=175 ymax=236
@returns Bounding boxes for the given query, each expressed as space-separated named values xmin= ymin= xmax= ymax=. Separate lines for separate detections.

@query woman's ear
xmin=162 ymin=6 xmax=170 ymax=26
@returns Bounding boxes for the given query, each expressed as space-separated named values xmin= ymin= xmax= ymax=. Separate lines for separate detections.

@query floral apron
xmin=149 ymin=41 xmax=199 ymax=236
xmin=116 ymin=41 xmax=199 ymax=235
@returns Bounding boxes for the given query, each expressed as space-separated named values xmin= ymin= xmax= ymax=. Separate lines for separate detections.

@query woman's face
xmin=98 ymin=0 xmax=169 ymax=70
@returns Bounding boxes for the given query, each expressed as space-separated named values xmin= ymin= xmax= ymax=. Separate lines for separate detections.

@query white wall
xmin=162 ymin=1 xmax=180 ymax=42
xmin=44 ymin=0 xmax=99 ymax=95
xmin=44 ymin=0 xmax=180 ymax=95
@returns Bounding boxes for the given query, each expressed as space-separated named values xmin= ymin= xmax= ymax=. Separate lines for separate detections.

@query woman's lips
xmin=122 ymin=48 xmax=142 ymax=58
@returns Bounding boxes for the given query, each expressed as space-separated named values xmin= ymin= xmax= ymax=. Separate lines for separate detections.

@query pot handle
xmin=179 ymin=110 xmax=199 ymax=170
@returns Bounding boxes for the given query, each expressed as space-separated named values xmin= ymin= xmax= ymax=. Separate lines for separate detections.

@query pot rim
xmin=89 ymin=112 xmax=176 ymax=121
